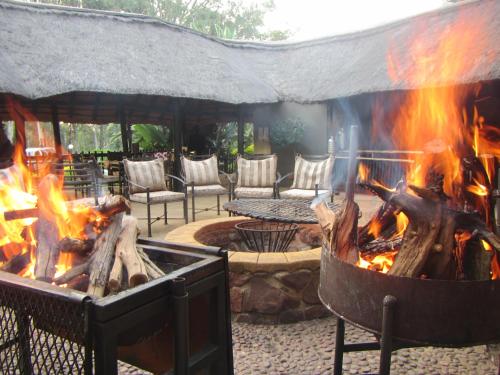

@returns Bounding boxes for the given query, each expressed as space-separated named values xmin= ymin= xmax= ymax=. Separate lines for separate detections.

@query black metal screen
xmin=0 ymin=279 xmax=89 ymax=374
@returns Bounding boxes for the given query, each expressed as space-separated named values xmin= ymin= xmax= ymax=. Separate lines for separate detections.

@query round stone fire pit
xmin=166 ymin=216 xmax=330 ymax=324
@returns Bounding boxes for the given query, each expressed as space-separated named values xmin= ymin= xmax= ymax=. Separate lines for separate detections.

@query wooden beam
xmin=51 ymin=104 xmax=62 ymax=157
xmin=237 ymin=105 xmax=245 ymax=155
xmin=119 ymin=104 xmax=129 ymax=154
xmin=173 ymin=99 xmax=184 ymax=189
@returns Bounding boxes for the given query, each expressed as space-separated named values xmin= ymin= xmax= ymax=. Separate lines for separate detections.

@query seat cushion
xmin=187 ymin=184 xmax=227 ymax=196
xmin=130 ymin=191 xmax=185 ymax=204
xmin=291 ymin=155 xmax=334 ymax=190
xmin=237 ymin=155 xmax=277 ymax=187
xmin=234 ymin=187 xmax=274 ymax=199
xmin=123 ymin=159 xmax=166 ymax=194
xmin=280 ymin=189 xmax=330 ymax=200
xmin=181 ymin=155 xmax=221 ymax=185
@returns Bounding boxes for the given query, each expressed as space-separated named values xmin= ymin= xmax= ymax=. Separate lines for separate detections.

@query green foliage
xmin=32 ymin=0 xmax=290 ymax=41
xmin=206 ymin=122 xmax=253 ymax=155
xmin=132 ymin=124 xmax=170 ymax=150
xmin=270 ymin=118 xmax=305 ymax=147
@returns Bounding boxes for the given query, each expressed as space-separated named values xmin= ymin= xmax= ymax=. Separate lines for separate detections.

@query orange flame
xmin=0 ymin=98 xmax=101 ymax=281
xmin=358 ymin=163 xmax=369 ymax=182
xmin=357 ymin=251 xmax=397 ymax=274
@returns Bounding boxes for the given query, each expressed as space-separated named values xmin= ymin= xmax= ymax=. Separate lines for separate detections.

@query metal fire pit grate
xmin=235 ymin=220 xmax=299 ymax=252
xmin=0 ymin=277 xmax=89 ymax=374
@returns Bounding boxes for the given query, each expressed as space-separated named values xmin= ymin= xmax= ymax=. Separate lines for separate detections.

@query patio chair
xmin=180 ymin=154 xmax=230 ymax=222
xmin=52 ymin=160 xmax=99 ymax=205
xmin=278 ymin=154 xmax=334 ymax=200
xmin=231 ymin=154 xmax=279 ymax=199
xmin=123 ymin=158 xmax=188 ymax=237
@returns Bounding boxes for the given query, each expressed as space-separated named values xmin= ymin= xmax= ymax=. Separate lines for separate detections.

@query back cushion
xmin=237 ymin=155 xmax=277 ymax=187
xmin=181 ymin=155 xmax=221 ymax=186
xmin=124 ymin=159 xmax=166 ymax=194
xmin=291 ymin=155 xmax=334 ymax=190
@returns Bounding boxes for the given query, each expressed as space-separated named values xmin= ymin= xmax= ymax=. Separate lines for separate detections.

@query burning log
xmin=359 ymin=176 xmax=500 ymax=280
xmin=66 ymin=274 xmax=90 ymax=292
xmin=34 ymin=174 xmax=61 ymax=282
xmin=3 ymin=208 xmax=39 ymax=221
xmin=57 ymin=237 xmax=94 ymax=255
xmin=0 ymin=251 xmax=30 ymax=274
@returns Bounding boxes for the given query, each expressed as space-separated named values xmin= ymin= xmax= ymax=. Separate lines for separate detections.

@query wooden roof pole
xmin=237 ymin=105 xmax=245 ymax=155
xmin=119 ymin=103 xmax=129 ymax=154
xmin=51 ymin=104 xmax=62 ymax=157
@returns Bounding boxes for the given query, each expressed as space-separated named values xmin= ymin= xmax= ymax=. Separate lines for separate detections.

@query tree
xmin=31 ymin=0 xmax=290 ymax=41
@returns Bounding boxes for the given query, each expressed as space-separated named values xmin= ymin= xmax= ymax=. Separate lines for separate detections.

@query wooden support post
xmin=51 ymin=104 xmax=62 ymax=157
xmin=173 ymin=100 xmax=184 ymax=190
xmin=237 ymin=106 xmax=245 ymax=155
xmin=119 ymin=105 xmax=129 ymax=155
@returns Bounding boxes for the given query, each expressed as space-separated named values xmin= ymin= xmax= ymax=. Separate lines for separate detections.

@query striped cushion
xmin=123 ymin=159 xmax=166 ymax=194
xmin=290 ymin=155 xmax=334 ymax=190
xmin=237 ymin=156 xmax=277 ymax=187
xmin=181 ymin=155 xmax=221 ymax=186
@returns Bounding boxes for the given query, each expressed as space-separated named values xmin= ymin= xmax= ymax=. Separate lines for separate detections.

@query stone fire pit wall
xmin=166 ymin=217 xmax=330 ymax=324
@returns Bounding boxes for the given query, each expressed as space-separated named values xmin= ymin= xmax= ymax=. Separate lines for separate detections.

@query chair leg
xmin=147 ymin=189 xmax=152 ymax=237
xmin=147 ymin=203 xmax=152 ymax=237
xmin=191 ymin=184 xmax=196 ymax=222
xmin=217 ymin=195 xmax=220 ymax=215
xmin=183 ymin=198 xmax=188 ymax=224
xmin=164 ymin=202 xmax=168 ymax=224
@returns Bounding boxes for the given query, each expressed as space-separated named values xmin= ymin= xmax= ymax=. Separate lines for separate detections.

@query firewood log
xmin=57 ymin=237 xmax=94 ymax=255
xmin=108 ymin=253 xmax=123 ymax=292
xmin=313 ymin=199 xmax=359 ymax=264
xmin=34 ymin=174 xmax=62 ymax=282
xmin=0 ymin=251 xmax=31 ymax=274
xmin=116 ymin=216 xmax=148 ymax=288
xmin=96 ymin=195 xmax=130 ymax=218
xmin=136 ymin=247 xmax=165 ymax=279
xmin=87 ymin=213 xmax=124 ymax=297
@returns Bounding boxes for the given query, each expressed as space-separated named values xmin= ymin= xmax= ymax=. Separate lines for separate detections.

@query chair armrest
xmin=219 ymin=170 xmax=235 ymax=184
xmin=165 ymin=173 xmax=186 ymax=186
xmin=125 ymin=178 xmax=148 ymax=191
xmin=276 ymin=172 xmax=293 ymax=185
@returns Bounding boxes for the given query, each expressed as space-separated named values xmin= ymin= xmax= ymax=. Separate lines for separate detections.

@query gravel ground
xmin=232 ymin=316 xmax=498 ymax=375
xmin=119 ymin=314 xmax=498 ymax=374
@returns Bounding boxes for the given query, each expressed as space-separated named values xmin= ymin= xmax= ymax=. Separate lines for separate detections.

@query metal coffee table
xmin=223 ymin=198 xmax=339 ymax=224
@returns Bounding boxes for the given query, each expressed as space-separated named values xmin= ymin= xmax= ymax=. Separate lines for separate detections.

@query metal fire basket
xmin=0 ymin=238 xmax=234 ymax=375
xmin=235 ymin=220 xmax=299 ymax=252
xmin=319 ymin=247 xmax=500 ymax=375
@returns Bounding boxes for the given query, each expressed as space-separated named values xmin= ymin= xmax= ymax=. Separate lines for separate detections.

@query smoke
xmin=330 ymin=99 xmax=360 ymax=192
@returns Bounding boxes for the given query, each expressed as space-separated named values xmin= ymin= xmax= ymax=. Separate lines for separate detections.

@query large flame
xmin=363 ymin=9 xmax=498 ymax=276
xmin=0 ymin=99 xmax=102 ymax=281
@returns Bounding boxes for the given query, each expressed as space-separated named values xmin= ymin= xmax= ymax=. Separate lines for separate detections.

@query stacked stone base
xmin=230 ymin=268 xmax=330 ymax=324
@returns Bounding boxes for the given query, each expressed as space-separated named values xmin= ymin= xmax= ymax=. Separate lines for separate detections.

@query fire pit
xmin=0 ymin=238 xmax=233 ymax=374
xmin=167 ymin=217 xmax=330 ymax=324
xmin=234 ymin=220 xmax=299 ymax=252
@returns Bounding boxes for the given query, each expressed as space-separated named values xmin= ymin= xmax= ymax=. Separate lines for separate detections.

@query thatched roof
xmin=0 ymin=0 xmax=499 ymax=106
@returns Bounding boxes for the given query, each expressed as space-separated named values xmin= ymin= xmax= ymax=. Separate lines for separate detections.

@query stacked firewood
xmin=314 ymin=174 xmax=500 ymax=281
xmin=1 ymin=174 xmax=165 ymax=297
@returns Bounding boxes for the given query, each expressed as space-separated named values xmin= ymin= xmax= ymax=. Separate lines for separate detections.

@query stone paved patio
xmin=232 ymin=316 xmax=497 ymax=375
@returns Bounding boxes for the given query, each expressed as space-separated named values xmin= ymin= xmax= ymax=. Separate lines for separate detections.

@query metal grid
xmin=224 ymin=199 xmax=340 ymax=224
xmin=235 ymin=220 xmax=299 ymax=252
xmin=0 ymin=281 xmax=89 ymax=374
